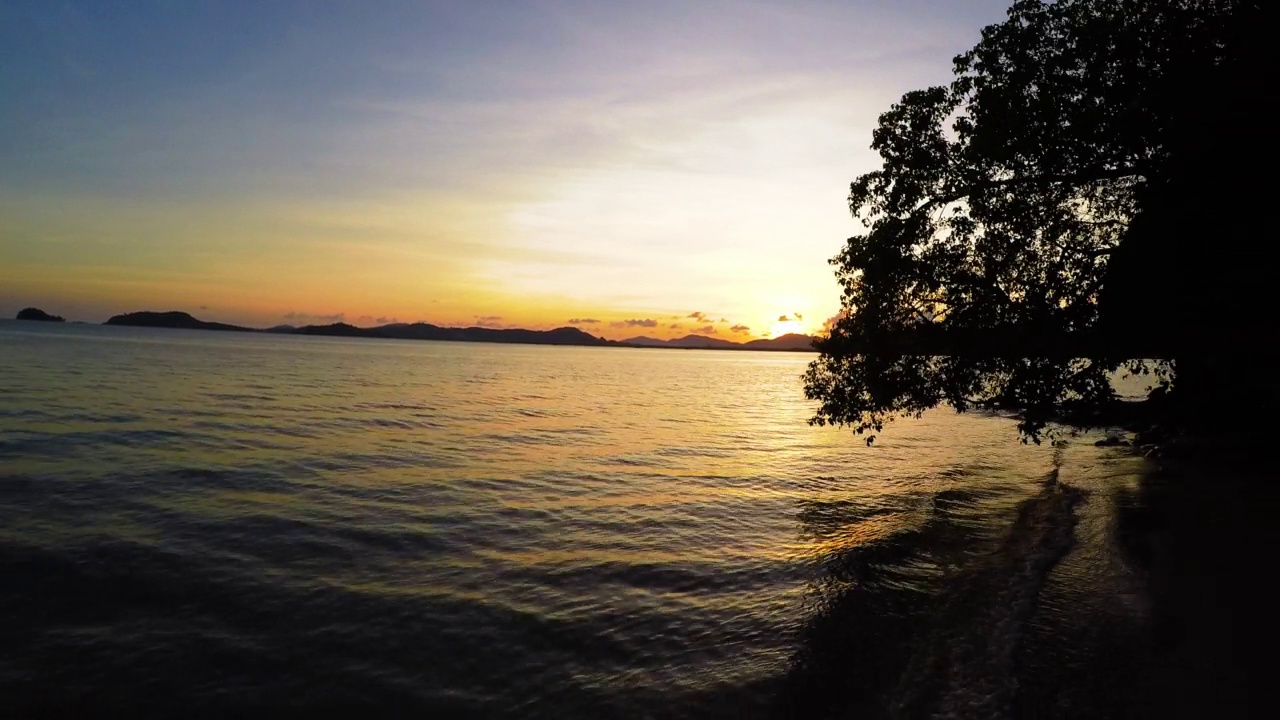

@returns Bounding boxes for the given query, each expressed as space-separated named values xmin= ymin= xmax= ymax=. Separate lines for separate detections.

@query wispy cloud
xmin=611 ymin=318 xmax=658 ymax=328
xmin=567 ymin=317 xmax=601 ymax=324
xmin=285 ymin=311 xmax=345 ymax=324
xmin=730 ymin=324 xmax=751 ymax=334
xmin=0 ymin=1 xmax=1012 ymax=326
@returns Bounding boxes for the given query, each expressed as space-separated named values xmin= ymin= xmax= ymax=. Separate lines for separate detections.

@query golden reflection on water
xmin=0 ymin=322 xmax=1142 ymax=715
xmin=793 ymin=511 xmax=922 ymax=561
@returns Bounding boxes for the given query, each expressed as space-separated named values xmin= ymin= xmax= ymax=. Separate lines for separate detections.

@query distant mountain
xmin=620 ymin=332 xmax=816 ymax=351
xmin=293 ymin=322 xmax=367 ymax=337
xmin=105 ymin=311 xmax=255 ymax=332
xmin=16 ymin=307 xmax=64 ymax=322
xmin=743 ymin=333 xmax=816 ymax=351
xmin=294 ymin=322 xmax=610 ymax=346
xmin=666 ymin=334 xmax=742 ymax=349
xmin=88 ymin=308 xmax=816 ymax=351
xmin=619 ymin=336 xmax=667 ymax=347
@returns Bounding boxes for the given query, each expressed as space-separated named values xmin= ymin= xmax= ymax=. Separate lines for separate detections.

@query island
xmin=105 ymin=311 xmax=256 ymax=332
xmin=621 ymin=333 xmax=814 ymax=351
xmin=64 ymin=308 xmax=820 ymax=351
xmin=15 ymin=307 xmax=65 ymax=322
xmin=290 ymin=323 xmax=816 ymax=350
xmin=293 ymin=321 xmax=611 ymax=346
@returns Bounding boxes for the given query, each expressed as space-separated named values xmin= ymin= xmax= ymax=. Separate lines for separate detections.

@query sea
xmin=0 ymin=320 xmax=1159 ymax=718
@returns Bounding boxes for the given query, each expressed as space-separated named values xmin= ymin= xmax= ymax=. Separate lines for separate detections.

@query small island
xmin=105 ymin=311 xmax=255 ymax=332
xmin=15 ymin=307 xmax=65 ymax=322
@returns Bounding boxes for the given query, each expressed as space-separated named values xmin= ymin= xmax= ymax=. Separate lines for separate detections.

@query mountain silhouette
xmin=619 ymin=336 xmax=667 ymax=347
xmin=105 ymin=311 xmax=254 ymax=332
xmin=52 ymin=308 xmax=817 ymax=352
xmin=295 ymin=322 xmax=611 ymax=346
xmin=621 ymin=332 xmax=815 ymax=351
xmin=743 ymin=333 xmax=815 ymax=350
xmin=15 ymin=307 xmax=65 ymax=322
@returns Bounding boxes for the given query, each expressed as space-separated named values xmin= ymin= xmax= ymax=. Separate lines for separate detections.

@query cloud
xmin=778 ymin=314 xmax=792 ymax=322
xmin=730 ymin=324 xmax=751 ymax=334
xmin=697 ymin=324 xmax=716 ymax=334
xmin=474 ymin=315 xmax=504 ymax=328
xmin=689 ymin=311 xmax=731 ymax=325
xmin=611 ymin=318 xmax=658 ymax=328
xmin=567 ymin=317 xmax=601 ymax=324
xmin=0 ymin=0 xmax=1005 ymax=330
xmin=284 ymin=311 xmax=345 ymax=324
xmin=823 ymin=310 xmax=849 ymax=333
xmin=669 ymin=323 xmax=682 ymax=329
xmin=199 ymin=305 xmax=210 ymax=310
xmin=357 ymin=314 xmax=401 ymax=326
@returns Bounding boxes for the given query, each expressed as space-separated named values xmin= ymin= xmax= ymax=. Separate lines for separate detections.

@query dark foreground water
xmin=0 ymin=321 xmax=1158 ymax=717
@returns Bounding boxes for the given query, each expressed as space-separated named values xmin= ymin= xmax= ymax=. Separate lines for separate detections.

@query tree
xmin=805 ymin=0 xmax=1266 ymax=443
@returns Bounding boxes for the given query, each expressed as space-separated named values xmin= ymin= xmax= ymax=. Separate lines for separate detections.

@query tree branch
xmin=909 ymin=166 xmax=1144 ymax=215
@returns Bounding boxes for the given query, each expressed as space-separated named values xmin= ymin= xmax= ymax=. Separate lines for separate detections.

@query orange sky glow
xmin=1 ymin=1 xmax=1012 ymax=340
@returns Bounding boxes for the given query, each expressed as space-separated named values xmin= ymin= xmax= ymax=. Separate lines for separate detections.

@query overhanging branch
xmin=909 ymin=166 xmax=1144 ymax=215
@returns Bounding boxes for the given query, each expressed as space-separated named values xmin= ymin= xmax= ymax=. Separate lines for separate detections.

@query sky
xmin=1 ymin=0 xmax=1011 ymax=339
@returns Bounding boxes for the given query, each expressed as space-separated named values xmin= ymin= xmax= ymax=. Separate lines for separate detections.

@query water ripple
xmin=0 ymin=322 xmax=1121 ymax=718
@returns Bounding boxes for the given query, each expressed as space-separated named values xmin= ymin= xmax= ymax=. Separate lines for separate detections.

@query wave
xmin=3 ymin=328 xmax=1144 ymax=717
xmin=776 ymin=470 xmax=1087 ymax=718
xmin=888 ymin=472 xmax=1085 ymax=717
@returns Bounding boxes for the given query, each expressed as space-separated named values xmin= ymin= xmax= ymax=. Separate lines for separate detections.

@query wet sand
xmin=1119 ymin=456 xmax=1264 ymax=717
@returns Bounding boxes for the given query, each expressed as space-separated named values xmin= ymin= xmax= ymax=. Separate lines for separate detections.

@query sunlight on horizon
xmin=771 ymin=319 xmax=806 ymax=338
xmin=0 ymin=1 xmax=1014 ymax=339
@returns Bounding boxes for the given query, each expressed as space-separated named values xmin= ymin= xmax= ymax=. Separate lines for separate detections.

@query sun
xmin=770 ymin=319 xmax=804 ymax=338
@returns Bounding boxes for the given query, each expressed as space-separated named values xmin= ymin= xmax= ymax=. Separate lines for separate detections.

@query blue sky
xmin=1 ymin=0 xmax=1011 ymax=337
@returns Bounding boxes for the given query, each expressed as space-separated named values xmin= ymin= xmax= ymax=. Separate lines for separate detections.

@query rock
xmin=1134 ymin=425 xmax=1169 ymax=446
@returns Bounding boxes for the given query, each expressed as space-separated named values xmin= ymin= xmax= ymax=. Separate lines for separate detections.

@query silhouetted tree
xmin=806 ymin=0 xmax=1266 ymax=441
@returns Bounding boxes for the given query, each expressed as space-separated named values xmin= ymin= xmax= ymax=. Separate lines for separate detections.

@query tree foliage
xmin=806 ymin=0 xmax=1262 ymax=441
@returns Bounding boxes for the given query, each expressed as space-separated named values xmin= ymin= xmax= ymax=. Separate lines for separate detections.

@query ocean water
xmin=0 ymin=321 xmax=1154 ymax=717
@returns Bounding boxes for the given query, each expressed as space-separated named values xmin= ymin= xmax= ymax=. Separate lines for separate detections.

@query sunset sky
xmin=1 ymin=0 xmax=1009 ymax=339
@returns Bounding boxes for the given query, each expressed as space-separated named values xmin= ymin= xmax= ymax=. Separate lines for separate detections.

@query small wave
xmin=4 ymin=325 xmax=1106 ymax=717
xmin=888 ymin=476 xmax=1086 ymax=717
xmin=471 ymin=431 xmax=564 ymax=447
xmin=602 ymin=455 xmax=670 ymax=468
xmin=205 ymin=392 xmax=279 ymax=403
xmin=653 ymin=446 xmax=736 ymax=459
xmin=0 ymin=428 xmax=189 ymax=459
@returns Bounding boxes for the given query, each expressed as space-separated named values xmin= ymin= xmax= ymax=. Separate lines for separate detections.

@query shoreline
xmin=1116 ymin=452 xmax=1260 ymax=716
xmin=4 ymin=317 xmax=818 ymax=353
